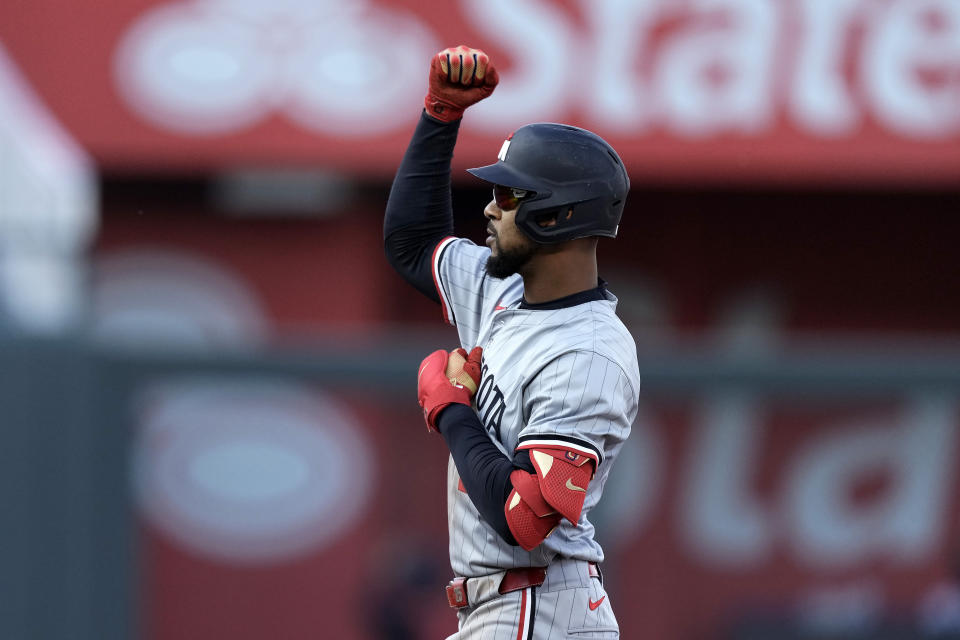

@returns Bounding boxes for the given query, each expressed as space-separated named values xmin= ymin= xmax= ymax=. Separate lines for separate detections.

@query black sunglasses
xmin=492 ymin=185 xmax=534 ymax=211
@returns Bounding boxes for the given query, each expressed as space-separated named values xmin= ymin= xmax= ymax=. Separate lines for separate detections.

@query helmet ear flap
xmin=516 ymin=203 xmax=563 ymax=242
xmin=533 ymin=208 xmax=566 ymax=228
xmin=517 ymin=200 xmax=607 ymax=243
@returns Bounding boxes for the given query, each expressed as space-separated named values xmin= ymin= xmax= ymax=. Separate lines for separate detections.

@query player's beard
xmin=485 ymin=238 xmax=538 ymax=279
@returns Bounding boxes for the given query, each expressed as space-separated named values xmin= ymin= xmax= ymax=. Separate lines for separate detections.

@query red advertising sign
xmin=2 ymin=0 xmax=958 ymax=184
xmin=132 ymin=386 xmax=960 ymax=639
xmin=88 ymin=172 xmax=960 ymax=639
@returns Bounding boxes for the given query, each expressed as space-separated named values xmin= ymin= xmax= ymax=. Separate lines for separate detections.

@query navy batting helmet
xmin=467 ymin=123 xmax=630 ymax=244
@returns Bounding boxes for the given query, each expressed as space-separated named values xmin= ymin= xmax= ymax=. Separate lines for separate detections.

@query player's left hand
xmin=417 ymin=346 xmax=483 ymax=432
xmin=424 ymin=45 xmax=499 ymax=122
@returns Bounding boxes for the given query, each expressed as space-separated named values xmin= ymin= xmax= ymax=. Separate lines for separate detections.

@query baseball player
xmin=384 ymin=45 xmax=640 ymax=639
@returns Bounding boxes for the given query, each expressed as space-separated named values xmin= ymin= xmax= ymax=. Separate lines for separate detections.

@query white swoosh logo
xmin=565 ymin=478 xmax=586 ymax=493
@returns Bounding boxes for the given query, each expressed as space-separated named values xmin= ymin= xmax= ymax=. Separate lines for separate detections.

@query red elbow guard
xmin=504 ymin=470 xmax=561 ymax=551
xmin=504 ymin=446 xmax=598 ymax=550
xmin=527 ymin=448 xmax=594 ymax=525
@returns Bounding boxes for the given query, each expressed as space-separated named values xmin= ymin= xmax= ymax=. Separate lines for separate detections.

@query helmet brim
xmin=466 ymin=162 xmax=543 ymax=192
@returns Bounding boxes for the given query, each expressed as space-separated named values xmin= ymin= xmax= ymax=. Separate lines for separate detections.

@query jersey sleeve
xmin=517 ymin=350 xmax=638 ymax=467
xmin=432 ymin=236 xmax=518 ymax=348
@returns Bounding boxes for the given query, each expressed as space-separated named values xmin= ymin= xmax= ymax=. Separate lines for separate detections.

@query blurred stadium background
xmin=2 ymin=1 xmax=959 ymax=638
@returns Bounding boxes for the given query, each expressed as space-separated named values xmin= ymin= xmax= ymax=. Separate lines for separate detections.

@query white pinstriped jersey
xmin=432 ymin=236 xmax=641 ymax=578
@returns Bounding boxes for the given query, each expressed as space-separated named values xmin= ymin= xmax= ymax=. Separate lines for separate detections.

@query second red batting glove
xmin=424 ymin=45 xmax=499 ymax=122
xmin=417 ymin=346 xmax=483 ymax=432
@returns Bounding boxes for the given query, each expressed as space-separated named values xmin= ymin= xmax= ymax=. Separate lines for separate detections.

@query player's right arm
xmin=383 ymin=46 xmax=499 ymax=301
xmin=421 ymin=350 xmax=602 ymax=552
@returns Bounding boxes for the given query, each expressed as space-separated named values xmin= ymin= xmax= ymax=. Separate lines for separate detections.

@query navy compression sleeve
xmin=383 ymin=112 xmax=462 ymax=301
xmin=437 ymin=404 xmax=535 ymax=545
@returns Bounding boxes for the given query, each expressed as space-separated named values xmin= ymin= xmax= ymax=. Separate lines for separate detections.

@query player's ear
xmin=534 ymin=210 xmax=562 ymax=228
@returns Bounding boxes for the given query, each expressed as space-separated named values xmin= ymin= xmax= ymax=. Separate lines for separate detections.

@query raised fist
xmin=424 ymin=45 xmax=499 ymax=123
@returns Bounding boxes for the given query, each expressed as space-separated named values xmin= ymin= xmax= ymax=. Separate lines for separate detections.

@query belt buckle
xmin=446 ymin=577 xmax=468 ymax=608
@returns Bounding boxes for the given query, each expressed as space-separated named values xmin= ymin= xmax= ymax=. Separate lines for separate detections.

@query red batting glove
xmin=453 ymin=346 xmax=482 ymax=389
xmin=424 ymin=45 xmax=499 ymax=123
xmin=417 ymin=346 xmax=484 ymax=432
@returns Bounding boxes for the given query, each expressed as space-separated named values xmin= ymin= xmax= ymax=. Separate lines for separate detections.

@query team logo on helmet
xmin=497 ymin=131 xmax=515 ymax=162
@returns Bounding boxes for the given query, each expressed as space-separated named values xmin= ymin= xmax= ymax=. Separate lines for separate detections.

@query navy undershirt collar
xmin=519 ymin=279 xmax=608 ymax=310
